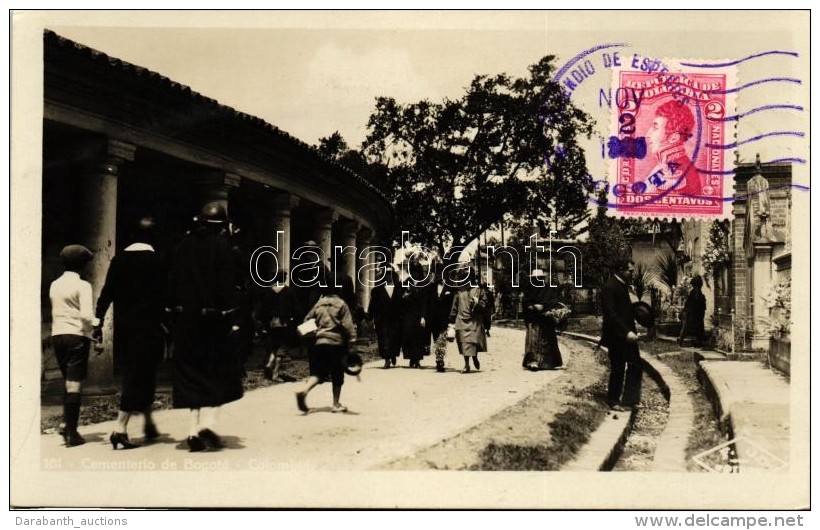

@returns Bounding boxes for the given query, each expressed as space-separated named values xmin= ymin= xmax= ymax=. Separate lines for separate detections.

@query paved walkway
xmin=698 ymin=359 xmax=790 ymax=472
xmin=41 ymin=327 xmax=569 ymax=472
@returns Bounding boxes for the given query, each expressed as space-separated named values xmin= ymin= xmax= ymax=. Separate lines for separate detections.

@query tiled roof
xmin=44 ymin=29 xmax=386 ymax=200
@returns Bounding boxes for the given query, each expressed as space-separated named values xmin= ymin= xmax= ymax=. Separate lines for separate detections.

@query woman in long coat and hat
xmin=448 ymin=266 xmax=487 ymax=373
xmin=522 ymin=268 xmax=563 ymax=371
xmin=168 ymin=203 xmax=244 ymax=452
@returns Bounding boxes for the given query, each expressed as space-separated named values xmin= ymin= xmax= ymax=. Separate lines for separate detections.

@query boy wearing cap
xmin=49 ymin=244 xmax=98 ymax=447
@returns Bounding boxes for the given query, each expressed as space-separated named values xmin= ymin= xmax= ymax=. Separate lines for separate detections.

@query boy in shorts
xmin=295 ymin=283 xmax=357 ymax=414
xmin=49 ymin=245 xmax=98 ymax=447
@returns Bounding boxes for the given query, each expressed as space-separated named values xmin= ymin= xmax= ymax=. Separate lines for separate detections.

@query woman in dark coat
xmin=367 ymin=266 xmax=404 ymax=368
xmin=400 ymin=265 xmax=432 ymax=368
xmin=254 ymin=270 xmax=299 ymax=381
xmin=679 ymin=275 xmax=707 ymax=346
xmin=168 ymin=204 xmax=244 ymax=452
xmin=94 ymin=218 xmax=167 ymax=449
xmin=522 ymin=269 xmax=563 ymax=371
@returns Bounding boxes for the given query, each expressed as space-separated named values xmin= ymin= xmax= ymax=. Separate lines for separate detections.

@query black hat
xmin=343 ymin=353 xmax=364 ymax=376
xmin=632 ymin=301 xmax=655 ymax=328
xmin=59 ymin=245 xmax=93 ymax=270
xmin=200 ymin=202 xmax=228 ymax=224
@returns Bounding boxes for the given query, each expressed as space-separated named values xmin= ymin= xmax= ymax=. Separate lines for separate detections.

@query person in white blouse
xmin=49 ymin=245 xmax=98 ymax=447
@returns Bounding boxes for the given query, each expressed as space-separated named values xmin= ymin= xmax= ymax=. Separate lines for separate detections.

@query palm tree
xmin=632 ymin=262 xmax=653 ymax=301
xmin=655 ymin=250 xmax=679 ymax=304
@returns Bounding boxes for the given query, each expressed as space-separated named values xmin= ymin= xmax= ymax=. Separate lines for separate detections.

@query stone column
xmin=78 ymin=139 xmax=136 ymax=389
xmin=270 ymin=193 xmax=299 ymax=283
xmin=336 ymin=220 xmax=359 ymax=288
xmin=751 ymin=243 xmax=773 ymax=350
xmin=356 ymin=227 xmax=374 ymax=312
xmin=312 ymin=208 xmax=338 ymax=264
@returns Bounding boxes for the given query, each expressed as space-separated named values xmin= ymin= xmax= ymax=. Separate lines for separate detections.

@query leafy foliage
xmin=318 ymin=56 xmax=596 ymax=252
xmin=581 ymin=187 xmax=632 ymax=288
xmin=702 ymin=220 xmax=731 ymax=277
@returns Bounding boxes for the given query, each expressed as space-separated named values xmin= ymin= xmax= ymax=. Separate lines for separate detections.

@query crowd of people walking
xmin=48 ymin=201 xmax=656 ymax=453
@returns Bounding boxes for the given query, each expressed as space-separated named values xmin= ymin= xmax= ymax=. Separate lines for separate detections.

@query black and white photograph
xmin=9 ymin=9 xmax=811 ymax=513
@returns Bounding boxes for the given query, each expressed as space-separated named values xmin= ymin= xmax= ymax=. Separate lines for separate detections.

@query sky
xmin=49 ymin=16 xmax=550 ymax=148
xmin=43 ymin=10 xmax=808 ymax=187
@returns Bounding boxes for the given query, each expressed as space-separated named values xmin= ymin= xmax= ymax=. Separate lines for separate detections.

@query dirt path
xmin=383 ymin=337 xmax=606 ymax=470
xmin=38 ymin=327 xmax=575 ymax=473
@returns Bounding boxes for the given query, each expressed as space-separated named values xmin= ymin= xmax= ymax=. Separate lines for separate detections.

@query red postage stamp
xmin=607 ymin=67 xmax=736 ymax=219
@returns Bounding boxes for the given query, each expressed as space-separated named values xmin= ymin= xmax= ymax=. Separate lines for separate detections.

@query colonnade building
xmin=41 ymin=31 xmax=392 ymax=386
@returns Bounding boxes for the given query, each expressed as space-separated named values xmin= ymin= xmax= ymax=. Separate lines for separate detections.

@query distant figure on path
xmin=428 ymin=268 xmax=456 ymax=373
xmin=678 ymin=275 xmax=707 ymax=346
xmin=521 ymin=269 xmax=563 ymax=371
xmin=448 ymin=266 xmax=487 ymax=374
xmin=254 ymin=270 xmax=298 ymax=381
xmin=367 ymin=264 xmax=403 ymax=369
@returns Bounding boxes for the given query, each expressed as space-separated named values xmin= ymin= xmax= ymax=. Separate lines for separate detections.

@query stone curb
xmin=558 ymin=332 xmax=698 ymax=472
xmin=558 ymin=331 xmax=640 ymax=471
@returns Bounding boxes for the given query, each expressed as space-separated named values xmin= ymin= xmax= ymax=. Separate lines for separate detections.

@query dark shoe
xmin=144 ymin=422 xmax=160 ymax=442
xmin=486 ymin=330 xmax=491 ymax=337
xmin=461 ymin=366 xmax=471 ymax=374
xmin=198 ymin=428 xmax=225 ymax=449
xmin=473 ymin=357 xmax=480 ymax=370
xmin=63 ymin=431 xmax=86 ymax=447
xmin=110 ymin=432 xmax=139 ymax=450
xmin=187 ymin=435 xmax=206 ymax=452
xmin=295 ymin=391 xmax=308 ymax=413
xmin=436 ymin=362 xmax=445 ymax=373
xmin=391 ymin=357 xmax=397 ymax=366
xmin=383 ymin=359 xmax=391 ymax=369
xmin=263 ymin=366 xmax=274 ymax=380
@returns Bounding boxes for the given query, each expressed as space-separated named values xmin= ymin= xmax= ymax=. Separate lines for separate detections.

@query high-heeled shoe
xmin=110 ymin=432 xmax=139 ymax=450
xmin=187 ymin=435 xmax=206 ymax=452
xmin=144 ymin=422 xmax=160 ymax=442
xmin=473 ymin=357 xmax=480 ymax=370
xmin=198 ymin=428 xmax=225 ymax=450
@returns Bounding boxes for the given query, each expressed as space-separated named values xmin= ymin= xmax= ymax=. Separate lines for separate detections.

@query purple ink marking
xmin=707 ymin=77 xmax=801 ymax=95
xmin=706 ymin=131 xmax=805 ymax=150
xmin=720 ymin=104 xmax=804 ymax=122
xmin=552 ymin=42 xmax=627 ymax=83
xmin=696 ymin=157 xmax=807 ymax=175
xmin=680 ymin=51 xmax=798 ymax=68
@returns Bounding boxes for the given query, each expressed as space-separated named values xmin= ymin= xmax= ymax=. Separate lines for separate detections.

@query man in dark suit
xmin=600 ymin=259 xmax=641 ymax=411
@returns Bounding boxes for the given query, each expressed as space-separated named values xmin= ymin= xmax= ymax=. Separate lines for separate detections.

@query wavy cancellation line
xmin=720 ymin=104 xmax=804 ymax=122
xmin=706 ymin=77 xmax=802 ymax=95
xmin=680 ymin=50 xmax=799 ymax=68
xmin=706 ymin=131 xmax=805 ymax=150
xmin=696 ymin=157 xmax=807 ymax=176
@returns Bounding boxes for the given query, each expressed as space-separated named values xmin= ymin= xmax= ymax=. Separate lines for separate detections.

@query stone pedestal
xmin=751 ymin=243 xmax=773 ymax=350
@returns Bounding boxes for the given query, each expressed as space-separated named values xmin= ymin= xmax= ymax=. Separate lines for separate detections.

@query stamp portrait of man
xmin=644 ymin=99 xmax=702 ymax=197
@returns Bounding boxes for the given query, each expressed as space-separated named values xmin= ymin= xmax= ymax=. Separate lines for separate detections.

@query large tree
xmin=319 ymin=56 xmax=595 ymax=254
